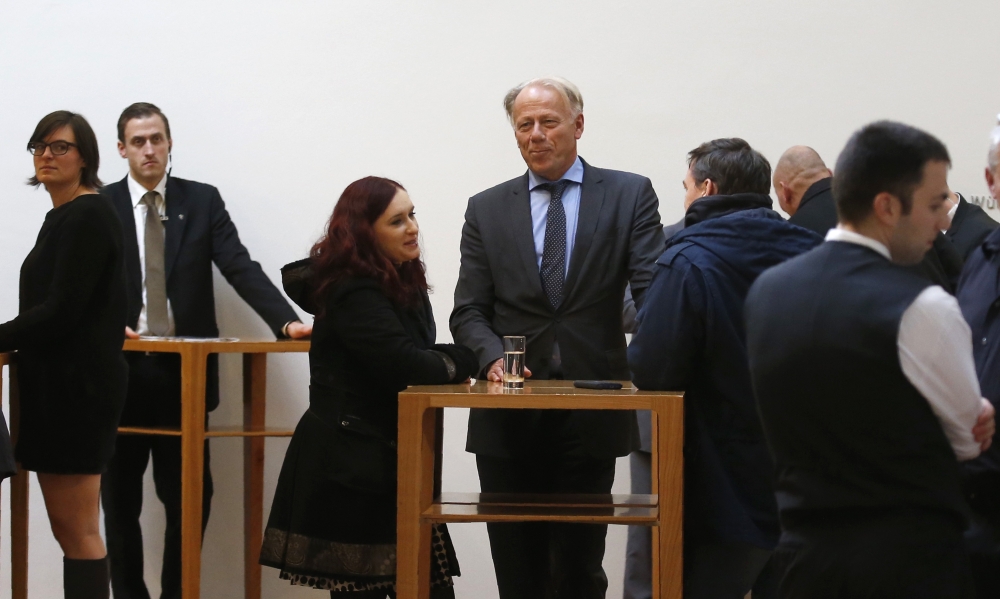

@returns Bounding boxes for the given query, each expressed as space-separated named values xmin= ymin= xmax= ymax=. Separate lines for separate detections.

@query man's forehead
xmin=513 ymin=85 xmax=571 ymax=115
xmin=125 ymin=115 xmax=168 ymax=138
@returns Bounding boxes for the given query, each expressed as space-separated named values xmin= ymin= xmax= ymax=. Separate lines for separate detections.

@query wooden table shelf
xmin=396 ymin=380 xmax=684 ymax=599
xmin=423 ymin=502 xmax=660 ymax=524
xmin=118 ymin=425 xmax=295 ymax=437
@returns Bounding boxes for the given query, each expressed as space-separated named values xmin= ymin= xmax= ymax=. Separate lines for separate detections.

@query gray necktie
xmin=142 ymin=191 xmax=169 ymax=336
xmin=540 ymin=181 xmax=568 ymax=309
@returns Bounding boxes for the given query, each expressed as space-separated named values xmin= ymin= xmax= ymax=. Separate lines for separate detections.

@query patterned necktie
xmin=540 ymin=181 xmax=568 ymax=309
xmin=142 ymin=191 xmax=169 ymax=336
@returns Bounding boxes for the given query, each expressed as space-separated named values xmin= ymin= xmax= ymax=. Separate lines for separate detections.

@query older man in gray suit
xmin=451 ymin=77 xmax=663 ymax=599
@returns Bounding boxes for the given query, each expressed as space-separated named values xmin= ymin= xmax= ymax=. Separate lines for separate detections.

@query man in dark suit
xmin=772 ymin=145 xmax=836 ymax=233
xmin=99 ymin=103 xmax=311 ymax=599
xmin=947 ymin=192 xmax=998 ymax=260
xmin=450 ymin=77 xmax=663 ymax=599
xmin=952 ymin=124 xmax=1000 ymax=598
xmin=773 ymin=144 xmax=964 ymax=292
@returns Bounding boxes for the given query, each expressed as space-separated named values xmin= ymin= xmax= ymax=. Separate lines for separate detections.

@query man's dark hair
xmin=117 ymin=102 xmax=171 ymax=143
xmin=833 ymin=120 xmax=950 ymax=224
xmin=27 ymin=110 xmax=102 ymax=189
xmin=687 ymin=138 xmax=771 ymax=195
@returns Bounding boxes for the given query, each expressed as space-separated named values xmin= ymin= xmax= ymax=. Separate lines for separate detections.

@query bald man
xmin=774 ymin=145 xmax=965 ymax=292
xmin=772 ymin=146 xmax=835 ymax=235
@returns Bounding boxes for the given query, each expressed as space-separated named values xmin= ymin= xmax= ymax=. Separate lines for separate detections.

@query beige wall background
xmin=1 ymin=1 xmax=998 ymax=597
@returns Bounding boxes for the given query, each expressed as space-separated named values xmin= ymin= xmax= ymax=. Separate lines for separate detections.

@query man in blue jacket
xmin=628 ymin=138 xmax=820 ymax=598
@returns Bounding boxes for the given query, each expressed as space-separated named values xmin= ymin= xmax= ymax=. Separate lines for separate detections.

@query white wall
xmin=0 ymin=1 xmax=998 ymax=597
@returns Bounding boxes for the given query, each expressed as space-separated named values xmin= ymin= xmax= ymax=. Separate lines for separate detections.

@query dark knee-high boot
xmin=64 ymin=557 xmax=110 ymax=599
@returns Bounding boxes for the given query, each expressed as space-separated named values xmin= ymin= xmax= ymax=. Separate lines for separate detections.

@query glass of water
xmin=503 ymin=336 xmax=525 ymax=389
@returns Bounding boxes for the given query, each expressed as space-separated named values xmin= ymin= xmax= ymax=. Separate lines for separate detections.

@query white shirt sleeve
xmin=898 ymin=286 xmax=985 ymax=461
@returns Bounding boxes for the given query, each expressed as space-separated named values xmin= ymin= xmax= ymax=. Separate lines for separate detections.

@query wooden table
xmin=396 ymin=380 xmax=684 ymax=599
xmin=5 ymin=339 xmax=309 ymax=599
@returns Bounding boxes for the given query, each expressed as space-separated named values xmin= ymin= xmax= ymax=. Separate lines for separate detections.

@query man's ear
xmin=117 ymin=141 xmax=127 ymax=159
xmin=986 ymin=167 xmax=995 ymax=193
xmin=775 ymin=182 xmax=790 ymax=212
xmin=871 ymin=191 xmax=902 ymax=225
xmin=574 ymin=112 xmax=584 ymax=140
xmin=703 ymin=179 xmax=718 ymax=197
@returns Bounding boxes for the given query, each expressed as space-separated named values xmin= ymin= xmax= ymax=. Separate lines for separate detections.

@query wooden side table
xmin=396 ymin=380 xmax=684 ymax=599
xmin=6 ymin=339 xmax=309 ymax=599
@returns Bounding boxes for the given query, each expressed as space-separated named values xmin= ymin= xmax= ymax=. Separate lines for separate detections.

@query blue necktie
xmin=540 ymin=181 xmax=568 ymax=309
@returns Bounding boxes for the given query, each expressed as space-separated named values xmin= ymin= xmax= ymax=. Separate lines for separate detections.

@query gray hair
xmin=989 ymin=114 xmax=1000 ymax=171
xmin=503 ymin=77 xmax=584 ymax=125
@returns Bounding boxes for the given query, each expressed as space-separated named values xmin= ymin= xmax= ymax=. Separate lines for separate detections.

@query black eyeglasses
xmin=27 ymin=141 xmax=78 ymax=156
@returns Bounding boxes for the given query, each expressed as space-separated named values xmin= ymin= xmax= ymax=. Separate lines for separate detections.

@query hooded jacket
xmin=628 ymin=193 xmax=821 ymax=549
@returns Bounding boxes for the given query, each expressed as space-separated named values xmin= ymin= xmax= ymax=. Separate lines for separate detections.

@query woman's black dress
xmin=0 ymin=194 xmax=128 ymax=474
xmin=260 ymin=275 xmax=470 ymax=595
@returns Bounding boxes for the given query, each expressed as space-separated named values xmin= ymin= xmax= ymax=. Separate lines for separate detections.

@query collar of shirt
xmin=825 ymin=226 xmax=891 ymax=260
xmin=128 ymin=173 xmax=167 ymax=209
xmin=948 ymin=195 xmax=961 ymax=221
xmin=527 ymin=156 xmax=584 ymax=190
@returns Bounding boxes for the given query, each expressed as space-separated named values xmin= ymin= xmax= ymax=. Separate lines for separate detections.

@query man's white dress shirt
xmin=127 ymin=174 xmax=176 ymax=336
xmin=826 ymin=227 xmax=984 ymax=460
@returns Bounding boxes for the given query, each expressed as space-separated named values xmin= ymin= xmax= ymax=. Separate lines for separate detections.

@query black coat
xmin=0 ymin=194 xmax=128 ymax=474
xmin=101 ymin=176 xmax=298 ymax=411
xmin=629 ymin=194 xmax=821 ymax=549
xmin=788 ymin=177 xmax=839 ymax=236
xmin=948 ymin=195 xmax=999 ymax=260
xmin=261 ymin=274 xmax=471 ymax=582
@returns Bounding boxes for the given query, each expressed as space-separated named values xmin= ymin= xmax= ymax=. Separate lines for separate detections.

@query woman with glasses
xmin=260 ymin=176 xmax=479 ymax=598
xmin=0 ymin=111 xmax=128 ymax=599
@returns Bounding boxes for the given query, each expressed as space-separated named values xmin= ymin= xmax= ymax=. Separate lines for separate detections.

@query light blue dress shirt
xmin=528 ymin=156 xmax=584 ymax=278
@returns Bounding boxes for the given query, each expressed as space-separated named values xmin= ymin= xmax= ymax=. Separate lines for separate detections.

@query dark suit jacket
xmin=788 ymin=177 xmax=839 ymax=235
xmin=785 ymin=176 xmax=964 ymax=292
xmin=948 ymin=195 xmax=999 ymax=260
xmin=102 ymin=176 xmax=298 ymax=411
xmin=450 ymin=159 xmax=663 ymax=458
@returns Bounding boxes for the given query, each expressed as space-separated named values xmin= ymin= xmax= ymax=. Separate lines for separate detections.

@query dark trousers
xmin=624 ymin=451 xmax=777 ymax=599
xmin=775 ymin=509 xmax=975 ymax=599
xmin=965 ymin=507 xmax=1000 ymax=598
xmin=101 ymin=353 xmax=213 ymax=599
xmin=476 ymin=453 xmax=616 ymax=599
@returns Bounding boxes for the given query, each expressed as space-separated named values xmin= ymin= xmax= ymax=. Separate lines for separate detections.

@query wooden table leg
xmin=243 ymin=354 xmax=267 ymax=599
xmin=7 ymin=362 xmax=28 ymax=599
xmin=653 ymin=397 xmax=684 ymax=599
xmin=180 ymin=347 xmax=208 ymax=599
xmin=396 ymin=395 xmax=434 ymax=599
xmin=651 ymin=404 xmax=660 ymax=598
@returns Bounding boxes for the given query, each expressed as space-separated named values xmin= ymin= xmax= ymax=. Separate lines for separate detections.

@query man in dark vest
xmin=746 ymin=120 xmax=995 ymax=598
xmin=628 ymin=138 xmax=821 ymax=598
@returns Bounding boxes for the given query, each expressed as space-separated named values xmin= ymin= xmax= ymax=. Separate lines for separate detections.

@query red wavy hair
xmin=311 ymin=176 xmax=429 ymax=311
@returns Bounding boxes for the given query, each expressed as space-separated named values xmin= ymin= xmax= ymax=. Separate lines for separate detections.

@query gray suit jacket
xmin=450 ymin=158 xmax=663 ymax=457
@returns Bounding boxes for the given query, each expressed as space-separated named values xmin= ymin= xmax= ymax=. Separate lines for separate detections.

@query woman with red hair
xmin=260 ymin=176 xmax=478 ymax=598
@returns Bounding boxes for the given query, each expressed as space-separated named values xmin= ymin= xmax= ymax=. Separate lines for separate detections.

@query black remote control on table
xmin=573 ymin=380 xmax=623 ymax=390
